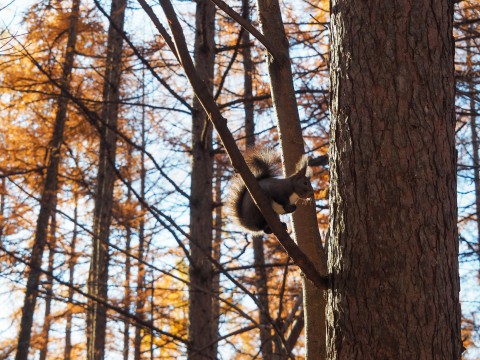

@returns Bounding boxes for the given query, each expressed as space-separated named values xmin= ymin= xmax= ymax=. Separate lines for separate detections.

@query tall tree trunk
xmin=149 ymin=273 xmax=155 ymax=360
xmin=87 ymin=0 xmax=126 ymax=359
xmin=242 ymin=2 xmax=273 ymax=355
xmin=64 ymin=193 xmax=79 ymax=360
xmin=212 ymin=160 xmax=222 ymax=358
xmin=39 ymin=200 xmax=58 ymax=360
xmin=0 ymin=178 xmax=5 ymax=245
xmin=328 ymin=1 xmax=461 ymax=358
xmin=15 ymin=1 xmax=81 ymax=358
xmin=255 ymin=0 xmax=327 ymax=358
xmin=187 ymin=0 xmax=216 ymax=358
xmin=467 ymin=37 xmax=480 ymax=261
xmin=134 ymin=85 xmax=148 ymax=360
xmin=123 ymin=178 xmax=133 ymax=360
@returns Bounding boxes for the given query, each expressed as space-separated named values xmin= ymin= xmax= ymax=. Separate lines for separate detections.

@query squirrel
xmin=227 ymin=149 xmax=314 ymax=234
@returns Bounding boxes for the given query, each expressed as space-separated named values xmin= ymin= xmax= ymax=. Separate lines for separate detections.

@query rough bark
xmin=87 ymin=0 xmax=126 ymax=359
xmin=15 ymin=1 xmax=81 ymax=358
xmin=187 ymin=0 xmax=216 ymax=358
xmin=255 ymin=0 xmax=327 ymax=357
xmin=328 ymin=1 xmax=461 ymax=359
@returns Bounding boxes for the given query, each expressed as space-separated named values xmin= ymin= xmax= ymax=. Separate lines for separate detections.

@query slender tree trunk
xmin=87 ymin=0 xmax=126 ymax=359
xmin=328 ymin=1 xmax=461 ymax=358
xmin=134 ymin=85 xmax=148 ymax=360
xmin=64 ymin=194 xmax=79 ymax=360
xmin=149 ymin=273 xmax=155 ymax=360
xmin=241 ymin=4 xmax=273 ymax=354
xmin=123 ymin=180 xmax=133 ymax=360
xmin=39 ymin=200 xmax=58 ymax=360
xmin=212 ymin=161 xmax=222 ymax=359
xmin=15 ymin=1 xmax=81 ymax=358
xmin=187 ymin=0 xmax=216 ymax=358
xmin=0 ymin=178 xmax=5 ymax=245
xmin=466 ymin=37 xmax=480 ymax=261
xmin=255 ymin=0 xmax=327 ymax=358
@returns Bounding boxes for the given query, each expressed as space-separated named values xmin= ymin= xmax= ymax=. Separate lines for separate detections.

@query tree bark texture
xmin=255 ymin=0 xmax=327 ymax=358
xmin=187 ymin=0 xmax=216 ymax=358
xmin=15 ymin=1 xmax=81 ymax=358
xmin=87 ymin=0 xmax=126 ymax=359
xmin=328 ymin=1 xmax=461 ymax=359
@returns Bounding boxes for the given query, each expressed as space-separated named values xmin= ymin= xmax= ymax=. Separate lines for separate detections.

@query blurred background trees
xmin=0 ymin=0 xmax=477 ymax=358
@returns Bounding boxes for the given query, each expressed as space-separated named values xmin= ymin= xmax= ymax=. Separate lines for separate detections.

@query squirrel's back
xmin=226 ymin=148 xmax=281 ymax=233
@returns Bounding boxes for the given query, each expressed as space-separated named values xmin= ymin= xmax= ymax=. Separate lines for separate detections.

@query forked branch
xmin=141 ymin=0 xmax=328 ymax=290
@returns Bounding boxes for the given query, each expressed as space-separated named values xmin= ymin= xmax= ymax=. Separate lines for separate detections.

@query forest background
xmin=0 ymin=0 xmax=478 ymax=359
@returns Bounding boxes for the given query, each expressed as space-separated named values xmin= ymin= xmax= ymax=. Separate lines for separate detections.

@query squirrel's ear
xmin=293 ymin=159 xmax=308 ymax=178
xmin=293 ymin=155 xmax=309 ymax=178
xmin=306 ymin=166 xmax=313 ymax=179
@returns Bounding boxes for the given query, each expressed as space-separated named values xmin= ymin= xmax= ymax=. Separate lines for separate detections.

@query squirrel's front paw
xmin=284 ymin=204 xmax=297 ymax=213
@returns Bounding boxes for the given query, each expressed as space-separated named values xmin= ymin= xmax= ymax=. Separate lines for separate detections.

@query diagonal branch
xmin=207 ymin=0 xmax=278 ymax=58
xmin=151 ymin=0 xmax=328 ymax=291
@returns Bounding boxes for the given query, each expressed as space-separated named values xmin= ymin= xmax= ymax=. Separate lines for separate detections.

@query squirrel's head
xmin=291 ymin=156 xmax=314 ymax=199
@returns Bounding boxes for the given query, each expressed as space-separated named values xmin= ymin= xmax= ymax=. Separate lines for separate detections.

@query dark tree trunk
xmin=328 ymin=1 xmax=461 ymax=358
xmin=212 ymin=161 xmax=222 ymax=358
xmin=255 ymin=0 xmax=327 ymax=357
xmin=39 ymin=201 xmax=58 ymax=360
xmin=123 ymin=177 xmax=133 ymax=360
xmin=187 ymin=0 xmax=216 ymax=358
xmin=466 ymin=38 xmax=480 ymax=261
xmin=87 ymin=0 xmax=126 ymax=359
xmin=15 ymin=1 xmax=81 ymax=358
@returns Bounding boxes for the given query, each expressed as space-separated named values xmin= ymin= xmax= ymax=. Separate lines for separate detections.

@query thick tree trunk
xmin=39 ymin=203 xmax=58 ymax=360
xmin=87 ymin=0 xmax=126 ymax=359
xmin=255 ymin=0 xmax=327 ymax=358
xmin=15 ymin=1 xmax=81 ymax=358
xmin=187 ymin=0 xmax=216 ymax=358
xmin=64 ymin=194 xmax=78 ymax=360
xmin=328 ymin=1 xmax=461 ymax=358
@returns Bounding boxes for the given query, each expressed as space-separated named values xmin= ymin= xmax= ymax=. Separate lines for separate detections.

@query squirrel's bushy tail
xmin=226 ymin=148 xmax=280 ymax=232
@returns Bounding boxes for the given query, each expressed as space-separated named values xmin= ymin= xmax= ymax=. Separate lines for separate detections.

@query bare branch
xmin=207 ymin=0 xmax=278 ymax=58
xmin=153 ymin=0 xmax=328 ymax=291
